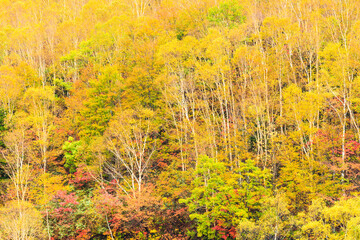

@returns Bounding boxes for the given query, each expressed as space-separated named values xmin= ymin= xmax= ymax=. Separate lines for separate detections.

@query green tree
xmin=62 ymin=137 xmax=82 ymax=174
xmin=207 ymin=0 xmax=245 ymax=28
xmin=180 ymin=156 xmax=271 ymax=239
xmin=79 ymin=66 xmax=121 ymax=137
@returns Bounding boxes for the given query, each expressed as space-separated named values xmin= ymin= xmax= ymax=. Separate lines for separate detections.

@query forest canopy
xmin=1 ymin=0 xmax=360 ymax=239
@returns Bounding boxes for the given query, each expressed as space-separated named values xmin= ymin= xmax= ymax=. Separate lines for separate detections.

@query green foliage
xmin=79 ymin=67 xmax=121 ymax=137
xmin=180 ymin=156 xmax=271 ymax=239
xmin=60 ymin=40 xmax=93 ymax=68
xmin=292 ymin=196 xmax=360 ymax=239
xmin=62 ymin=137 xmax=82 ymax=173
xmin=47 ymin=190 xmax=97 ymax=239
xmin=237 ymin=192 xmax=291 ymax=239
xmin=208 ymin=0 xmax=246 ymax=28
xmin=54 ymin=78 xmax=72 ymax=97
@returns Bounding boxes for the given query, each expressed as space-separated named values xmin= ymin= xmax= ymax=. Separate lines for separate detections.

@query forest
xmin=1 ymin=0 xmax=360 ymax=239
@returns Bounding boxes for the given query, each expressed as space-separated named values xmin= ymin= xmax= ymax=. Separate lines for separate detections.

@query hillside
xmin=1 ymin=0 xmax=360 ymax=239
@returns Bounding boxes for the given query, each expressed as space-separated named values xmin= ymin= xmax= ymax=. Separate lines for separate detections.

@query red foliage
xmin=76 ymin=229 xmax=91 ymax=240
xmin=109 ymin=185 xmax=161 ymax=237
xmin=69 ymin=164 xmax=94 ymax=189
xmin=95 ymin=190 xmax=121 ymax=216
xmin=50 ymin=191 xmax=79 ymax=221
xmin=314 ymin=130 xmax=360 ymax=163
xmin=212 ymin=220 xmax=236 ymax=239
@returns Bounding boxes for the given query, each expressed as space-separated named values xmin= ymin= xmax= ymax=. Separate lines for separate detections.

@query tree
xmin=0 ymin=200 xmax=45 ymax=240
xmin=104 ymin=108 xmax=157 ymax=197
xmin=180 ymin=156 xmax=271 ymax=239
xmin=22 ymin=86 xmax=55 ymax=173
xmin=1 ymin=114 xmax=33 ymax=202
xmin=62 ymin=137 xmax=82 ymax=174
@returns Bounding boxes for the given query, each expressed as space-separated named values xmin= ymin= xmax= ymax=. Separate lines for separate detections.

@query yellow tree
xmin=104 ymin=108 xmax=156 ymax=197
xmin=22 ymin=86 xmax=55 ymax=173
xmin=0 ymin=200 xmax=45 ymax=240
xmin=0 ymin=65 xmax=23 ymax=121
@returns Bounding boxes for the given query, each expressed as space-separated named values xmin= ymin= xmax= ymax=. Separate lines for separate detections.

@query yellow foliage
xmin=0 ymin=200 xmax=45 ymax=240
xmin=28 ymin=172 xmax=69 ymax=206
